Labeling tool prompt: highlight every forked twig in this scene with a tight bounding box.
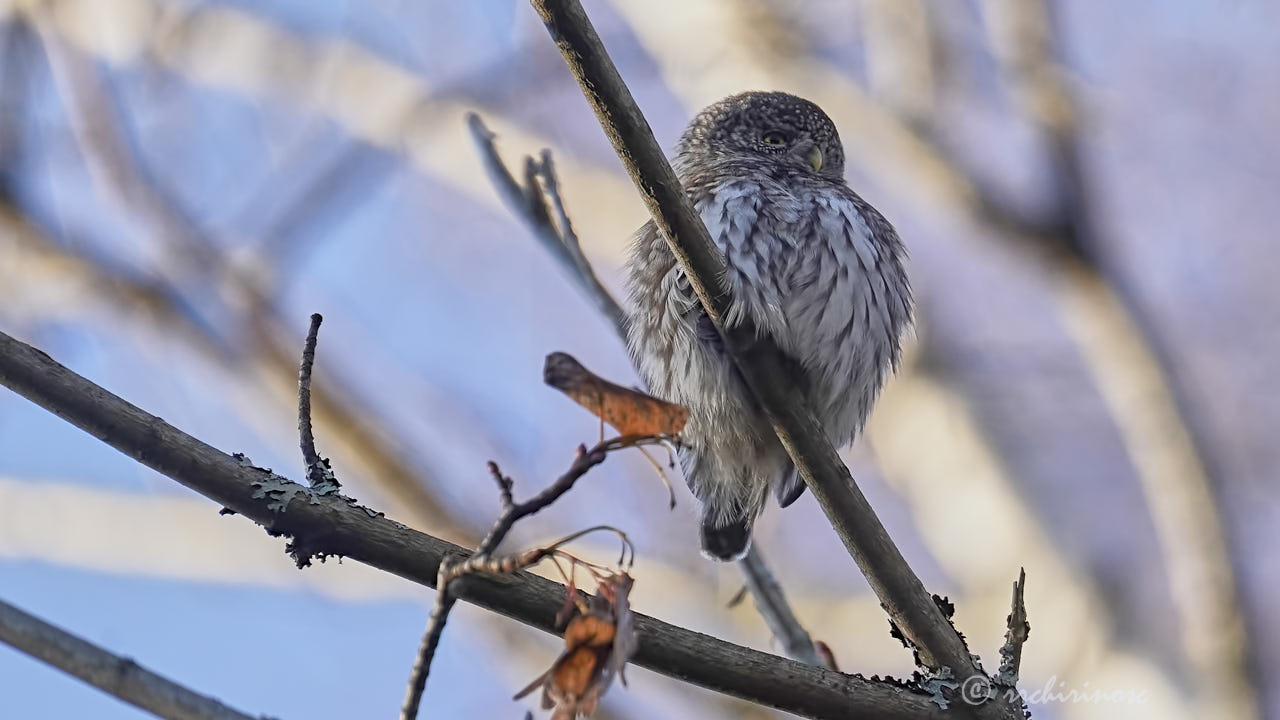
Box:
[466,113,628,340]
[400,437,658,720]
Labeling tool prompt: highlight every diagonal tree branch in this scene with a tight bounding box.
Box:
[525,4,1019,714]
[0,328,962,720]
[0,597,271,720]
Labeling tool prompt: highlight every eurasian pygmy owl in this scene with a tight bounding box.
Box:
[626,91,912,560]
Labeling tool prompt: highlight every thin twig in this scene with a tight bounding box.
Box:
[534,150,588,274]
[996,568,1028,685]
[633,445,677,509]
[0,597,269,720]
[400,443,611,720]
[526,6,1014,716]
[400,559,458,720]
[444,526,634,585]
[296,313,337,490]
[465,112,628,340]
[482,444,610,551]
[0,328,967,720]
[740,546,822,666]
[489,460,515,507]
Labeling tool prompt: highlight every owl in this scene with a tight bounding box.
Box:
[626,91,912,560]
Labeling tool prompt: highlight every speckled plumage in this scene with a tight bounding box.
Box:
[626,91,912,560]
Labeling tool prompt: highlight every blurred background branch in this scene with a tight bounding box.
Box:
[0,597,267,720]
[977,3,1256,717]
[21,4,471,543]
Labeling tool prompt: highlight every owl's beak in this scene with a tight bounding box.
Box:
[806,145,824,172]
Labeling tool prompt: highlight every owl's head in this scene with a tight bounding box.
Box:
[676,91,846,180]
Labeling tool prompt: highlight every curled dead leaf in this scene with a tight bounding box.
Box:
[515,573,637,719]
[544,352,687,437]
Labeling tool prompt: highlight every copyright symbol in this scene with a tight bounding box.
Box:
[960,675,993,705]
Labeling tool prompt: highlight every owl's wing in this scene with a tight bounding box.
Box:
[630,194,813,509]
[694,181,794,338]
[693,185,818,508]
[776,463,806,507]
[692,291,809,509]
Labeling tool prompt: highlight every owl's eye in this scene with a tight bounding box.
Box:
[760,131,789,146]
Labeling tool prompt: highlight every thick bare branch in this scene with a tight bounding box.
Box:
[0,329,959,720]
[525,5,1016,716]
[0,597,268,720]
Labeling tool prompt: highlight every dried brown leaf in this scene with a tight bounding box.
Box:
[544,352,687,436]
[516,572,638,719]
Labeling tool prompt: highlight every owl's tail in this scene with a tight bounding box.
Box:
[700,513,752,561]
[696,458,805,560]
[682,447,757,561]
